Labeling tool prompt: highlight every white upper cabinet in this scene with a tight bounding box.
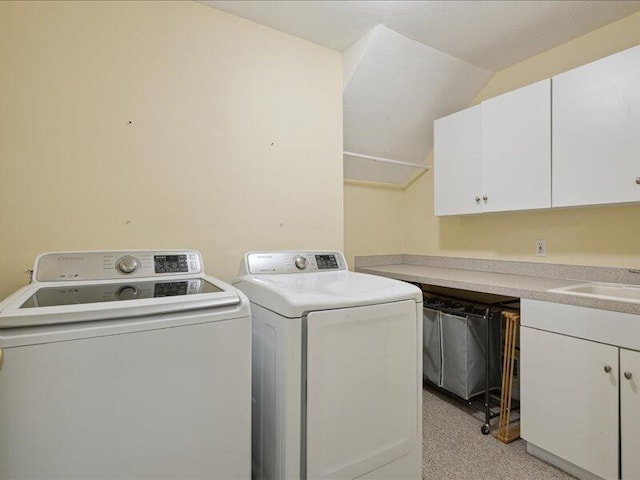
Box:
[553,45,640,207]
[433,80,551,216]
[434,105,482,215]
[481,79,551,213]
[434,45,640,215]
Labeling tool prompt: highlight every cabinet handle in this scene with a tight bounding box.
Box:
[482,195,488,202]
[475,196,480,203]
[636,177,640,185]
[604,365,612,373]
[0,348,3,370]
[624,371,633,380]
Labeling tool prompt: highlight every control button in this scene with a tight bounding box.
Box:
[294,255,308,270]
[190,261,197,271]
[115,255,141,274]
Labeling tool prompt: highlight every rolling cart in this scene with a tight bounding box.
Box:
[421,288,519,435]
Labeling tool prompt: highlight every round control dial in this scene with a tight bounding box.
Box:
[115,255,141,274]
[294,255,308,270]
[116,285,142,300]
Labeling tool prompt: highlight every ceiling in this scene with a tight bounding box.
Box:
[343,25,491,184]
[202,0,640,185]
[202,0,640,71]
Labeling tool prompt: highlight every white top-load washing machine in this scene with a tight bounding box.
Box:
[234,251,423,480]
[0,250,251,479]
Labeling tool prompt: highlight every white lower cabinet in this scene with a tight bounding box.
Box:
[621,348,640,480]
[521,326,618,479]
[521,299,640,480]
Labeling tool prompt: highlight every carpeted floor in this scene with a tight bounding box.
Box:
[422,387,575,480]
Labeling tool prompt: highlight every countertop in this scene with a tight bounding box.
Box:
[354,254,640,315]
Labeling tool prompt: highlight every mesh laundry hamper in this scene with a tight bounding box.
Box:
[423,307,441,386]
[423,307,501,400]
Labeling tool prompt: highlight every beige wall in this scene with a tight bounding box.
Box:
[343,181,405,267]
[348,11,640,270]
[0,1,343,299]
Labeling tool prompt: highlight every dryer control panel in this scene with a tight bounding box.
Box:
[245,251,347,274]
[34,250,203,282]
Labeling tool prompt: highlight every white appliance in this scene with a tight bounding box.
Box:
[234,251,423,480]
[0,250,251,479]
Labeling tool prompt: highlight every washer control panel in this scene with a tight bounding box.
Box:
[153,254,190,274]
[35,250,203,282]
[246,251,346,274]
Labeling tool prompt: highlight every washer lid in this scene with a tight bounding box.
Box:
[234,270,422,318]
[0,275,241,329]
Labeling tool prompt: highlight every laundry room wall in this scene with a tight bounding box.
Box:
[0,1,343,299]
[345,11,640,270]
[403,11,640,268]
[343,181,406,268]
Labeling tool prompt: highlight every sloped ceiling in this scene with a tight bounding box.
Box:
[203,1,640,71]
[343,25,491,184]
[202,1,640,185]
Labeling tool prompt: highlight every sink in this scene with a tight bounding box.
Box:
[548,282,640,304]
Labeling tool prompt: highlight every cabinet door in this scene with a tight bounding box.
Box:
[433,105,483,216]
[521,327,618,479]
[621,348,640,480]
[482,79,551,212]
[553,45,640,207]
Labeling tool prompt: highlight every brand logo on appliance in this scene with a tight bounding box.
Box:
[256,255,272,259]
[57,256,84,261]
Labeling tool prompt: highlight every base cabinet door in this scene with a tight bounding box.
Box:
[621,348,640,480]
[521,327,619,479]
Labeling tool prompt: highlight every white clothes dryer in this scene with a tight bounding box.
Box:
[0,250,251,479]
[234,251,423,480]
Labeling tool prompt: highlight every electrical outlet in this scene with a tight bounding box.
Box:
[535,239,547,257]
